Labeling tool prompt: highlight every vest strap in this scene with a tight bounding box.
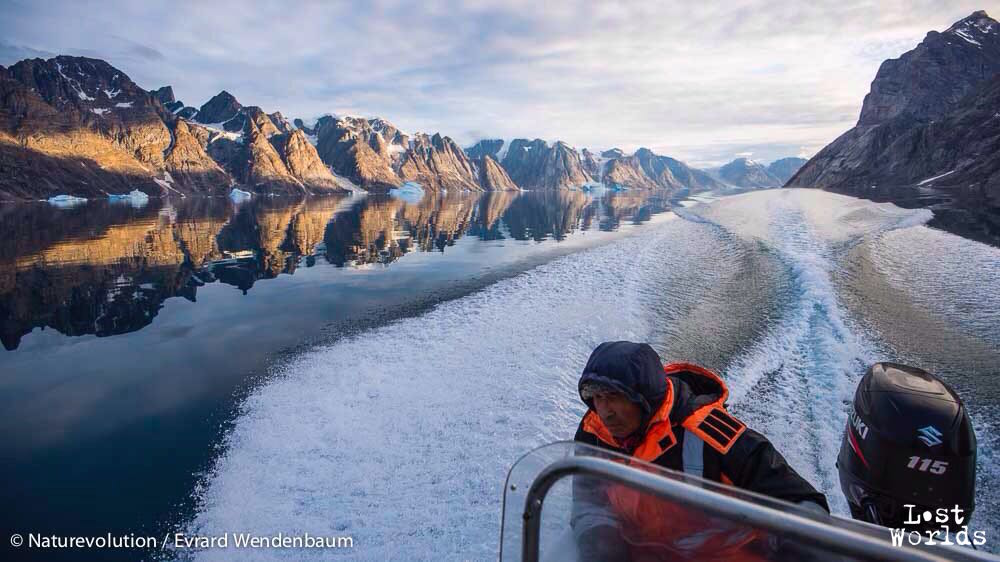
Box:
[683,406,746,454]
[681,430,705,478]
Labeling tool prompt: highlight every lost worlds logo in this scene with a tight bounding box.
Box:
[890,505,986,548]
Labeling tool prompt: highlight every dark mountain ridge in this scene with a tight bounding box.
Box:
[787,10,1000,244]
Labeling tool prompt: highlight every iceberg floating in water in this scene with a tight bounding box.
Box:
[229,188,253,202]
[46,194,88,208]
[108,189,150,208]
[580,182,607,195]
[389,182,425,204]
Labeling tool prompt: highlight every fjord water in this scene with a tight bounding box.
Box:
[184,189,1000,560]
[0,189,673,559]
[2,189,998,560]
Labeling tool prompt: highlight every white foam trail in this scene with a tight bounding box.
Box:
[183,214,718,561]
[718,195,877,515]
[696,190,938,516]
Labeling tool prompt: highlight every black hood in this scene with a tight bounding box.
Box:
[578,341,667,417]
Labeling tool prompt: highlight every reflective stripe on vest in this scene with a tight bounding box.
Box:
[682,429,705,478]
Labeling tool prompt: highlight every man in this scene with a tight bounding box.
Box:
[572,341,828,561]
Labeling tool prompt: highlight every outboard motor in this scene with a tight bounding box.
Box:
[838,363,976,531]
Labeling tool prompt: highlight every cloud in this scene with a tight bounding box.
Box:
[111,35,166,61]
[0,0,987,163]
[0,41,54,66]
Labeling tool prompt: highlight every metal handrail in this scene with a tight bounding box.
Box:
[520,455,993,562]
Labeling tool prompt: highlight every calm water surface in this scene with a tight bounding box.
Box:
[0,189,674,559]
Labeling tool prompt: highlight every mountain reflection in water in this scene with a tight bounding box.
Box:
[0,190,669,350]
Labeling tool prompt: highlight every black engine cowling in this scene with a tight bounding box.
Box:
[837,363,976,530]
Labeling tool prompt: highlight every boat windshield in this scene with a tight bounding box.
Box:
[499,441,994,562]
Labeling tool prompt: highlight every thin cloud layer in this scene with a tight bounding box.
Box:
[0,0,986,165]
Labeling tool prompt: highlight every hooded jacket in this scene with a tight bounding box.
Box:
[572,341,829,561]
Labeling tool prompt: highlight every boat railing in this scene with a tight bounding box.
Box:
[500,442,997,562]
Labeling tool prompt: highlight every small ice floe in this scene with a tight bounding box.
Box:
[229,188,253,202]
[389,181,425,203]
[917,169,955,186]
[46,194,88,208]
[108,189,149,208]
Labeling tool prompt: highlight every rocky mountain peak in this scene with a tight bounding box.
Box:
[269,111,294,133]
[767,157,807,184]
[477,155,519,191]
[857,11,1000,127]
[465,139,503,160]
[368,117,407,146]
[276,129,343,192]
[197,90,242,124]
[151,85,185,113]
[601,148,625,159]
[791,10,1000,203]
[944,10,996,40]
[240,106,280,137]
[151,86,175,104]
[398,131,481,192]
[718,157,781,189]
[580,148,600,177]
[501,138,592,189]
[7,56,146,112]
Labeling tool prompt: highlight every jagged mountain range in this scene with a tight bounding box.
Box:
[789,10,1000,213]
[5,12,995,209]
[0,54,802,200]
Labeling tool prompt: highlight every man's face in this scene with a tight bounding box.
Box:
[590,389,642,441]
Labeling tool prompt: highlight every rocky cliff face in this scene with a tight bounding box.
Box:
[9,56,175,171]
[500,139,594,189]
[313,115,402,190]
[657,153,723,191]
[580,148,601,177]
[476,154,519,191]
[859,11,1000,127]
[398,133,481,191]
[237,120,303,193]
[465,139,504,160]
[0,56,177,198]
[151,86,184,113]
[603,156,661,189]
[274,128,344,191]
[163,120,230,193]
[789,11,1000,198]
[634,148,685,190]
[767,157,807,184]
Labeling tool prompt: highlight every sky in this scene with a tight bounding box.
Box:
[0,0,989,167]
